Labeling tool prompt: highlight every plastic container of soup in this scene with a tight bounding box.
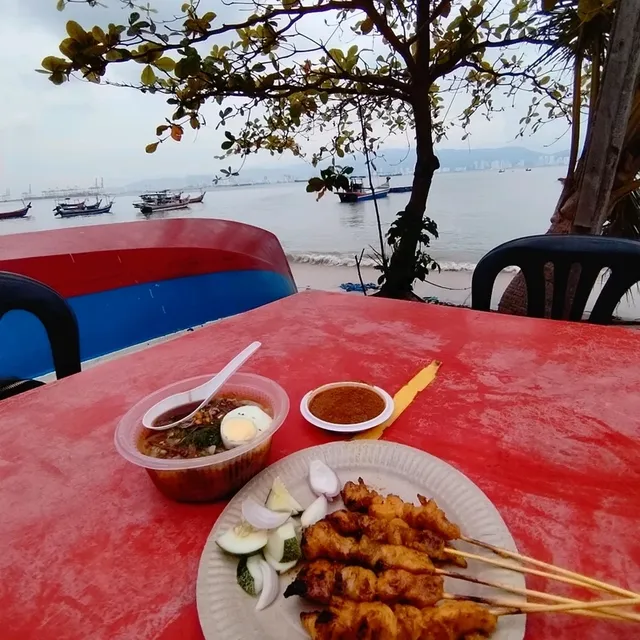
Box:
[115,373,289,502]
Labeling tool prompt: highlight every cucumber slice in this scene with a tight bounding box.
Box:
[237,555,263,596]
[216,523,268,556]
[266,521,300,563]
[263,549,299,574]
[265,477,303,515]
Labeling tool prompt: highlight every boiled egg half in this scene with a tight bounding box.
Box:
[220,406,273,449]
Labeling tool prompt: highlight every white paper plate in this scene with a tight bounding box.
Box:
[196,441,526,640]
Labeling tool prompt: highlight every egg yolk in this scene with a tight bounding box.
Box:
[223,418,257,441]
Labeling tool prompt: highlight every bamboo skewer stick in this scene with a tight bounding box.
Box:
[446,593,640,621]
[440,570,639,622]
[460,536,640,600]
[443,547,640,599]
[491,596,640,617]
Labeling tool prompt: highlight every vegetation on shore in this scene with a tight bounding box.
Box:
[44,0,581,298]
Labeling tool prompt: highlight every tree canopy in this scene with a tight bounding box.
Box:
[44,0,576,296]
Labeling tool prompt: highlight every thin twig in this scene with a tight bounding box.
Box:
[357,99,387,275]
[355,249,368,296]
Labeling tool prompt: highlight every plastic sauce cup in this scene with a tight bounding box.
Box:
[300,381,394,434]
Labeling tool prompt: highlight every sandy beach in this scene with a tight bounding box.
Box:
[291,263,515,308]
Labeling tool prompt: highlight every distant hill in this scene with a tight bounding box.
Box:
[119,145,568,191]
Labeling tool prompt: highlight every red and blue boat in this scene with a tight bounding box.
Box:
[0,219,296,379]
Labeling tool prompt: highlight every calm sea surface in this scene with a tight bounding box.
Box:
[0,167,564,270]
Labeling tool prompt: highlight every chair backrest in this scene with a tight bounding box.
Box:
[0,271,81,379]
[471,234,640,324]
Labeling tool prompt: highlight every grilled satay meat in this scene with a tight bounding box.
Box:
[342,479,461,541]
[325,509,467,569]
[301,600,399,640]
[301,522,436,574]
[285,559,444,608]
[422,601,497,637]
[301,599,497,640]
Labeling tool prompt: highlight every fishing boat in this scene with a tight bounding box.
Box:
[54,199,104,214]
[0,219,296,379]
[0,202,31,220]
[188,191,206,204]
[134,190,190,214]
[337,177,390,203]
[55,201,114,217]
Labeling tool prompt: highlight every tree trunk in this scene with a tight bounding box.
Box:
[378,100,439,298]
[377,0,438,299]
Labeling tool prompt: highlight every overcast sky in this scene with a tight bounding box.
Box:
[0,1,572,194]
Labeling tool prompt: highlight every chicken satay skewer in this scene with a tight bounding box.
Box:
[343,481,639,602]
[458,535,640,600]
[301,526,637,622]
[443,547,640,600]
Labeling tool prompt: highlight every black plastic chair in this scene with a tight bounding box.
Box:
[471,234,640,324]
[0,272,81,399]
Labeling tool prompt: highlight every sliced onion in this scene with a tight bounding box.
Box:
[309,460,341,498]
[242,498,291,530]
[300,494,328,528]
[255,558,279,611]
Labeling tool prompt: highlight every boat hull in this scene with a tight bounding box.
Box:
[140,203,189,214]
[0,219,296,379]
[0,203,31,220]
[389,186,412,194]
[55,203,113,217]
[188,192,205,204]
[338,188,390,203]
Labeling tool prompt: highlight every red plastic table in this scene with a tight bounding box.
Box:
[1,291,639,640]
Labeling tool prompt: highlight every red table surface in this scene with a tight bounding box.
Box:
[1,291,639,640]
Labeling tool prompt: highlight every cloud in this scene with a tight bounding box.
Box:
[0,0,572,194]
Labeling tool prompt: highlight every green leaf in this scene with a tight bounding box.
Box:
[361,17,374,34]
[181,2,190,11]
[156,124,169,136]
[539,76,550,85]
[306,177,325,192]
[221,140,233,150]
[155,57,175,72]
[348,45,358,59]
[145,142,159,154]
[56,0,65,11]
[49,72,67,86]
[129,12,140,25]
[66,20,85,41]
[202,12,216,22]
[141,65,157,85]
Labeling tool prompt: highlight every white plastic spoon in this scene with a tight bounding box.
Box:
[142,341,261,430]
